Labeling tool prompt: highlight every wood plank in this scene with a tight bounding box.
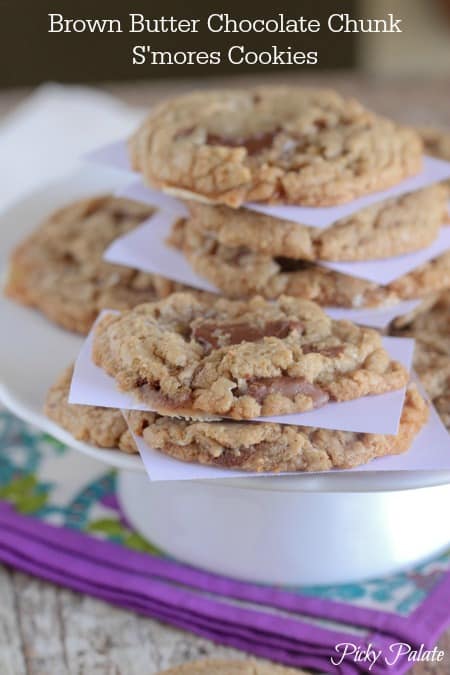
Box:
[12,571,69,675]
[1,564,450,673]
[58,587,241,674]
[0,566,27,675]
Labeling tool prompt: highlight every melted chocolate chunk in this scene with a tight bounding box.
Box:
[247,376,329,407]
[174,126,196,140]
[192,320,304,350]
[314,118,328,131]
[206,129,280,156]
[138,383,193,411]
[109,208,137,224]
[209,447,252,469]
[275,257,313,273]
[302,345,345,358]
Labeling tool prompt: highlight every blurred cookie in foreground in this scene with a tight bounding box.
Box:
[158,659,306,674]
[45,365,137,453]
[391,290,450,431]
[5,195,194,334]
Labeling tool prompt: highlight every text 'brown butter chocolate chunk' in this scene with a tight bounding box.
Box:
[192,320,304,350]
[247,376,329,407]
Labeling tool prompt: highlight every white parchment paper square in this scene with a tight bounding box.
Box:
[104,210,220,293]
[325,301,423,330]
[245,158,450,227]
[85,139,138,176]
[320,224,450,285]
[86,139,450,228]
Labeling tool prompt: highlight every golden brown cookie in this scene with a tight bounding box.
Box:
[170,219,450,309]
[45,366,137,453]
[126,385,427,473]
[92,292,408,420]
[419,127,450,164]
[5,195,194,334]
[130,87,422,208]
[391,290,450,430]
[418,126,450,200]
[183,185,446,261]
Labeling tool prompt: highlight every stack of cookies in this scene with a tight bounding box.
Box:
[6,86,450,474]
[168,187,448,309]
[127,88,450,316]
[48,291,427,473]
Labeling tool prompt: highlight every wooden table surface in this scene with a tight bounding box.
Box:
[0,73,449,674]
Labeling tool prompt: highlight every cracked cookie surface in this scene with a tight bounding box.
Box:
[45,366,137,453]
[126,385,427,472]
[129,87,422,208]
[93,292,408,420]
[172,219,450,308]
[5,195,193,334]
[183,185,446,261]
[391,290,450,430]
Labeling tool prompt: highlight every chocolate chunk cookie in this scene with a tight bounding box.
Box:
[391,290,450,430]
[44,364,426,471]
[418,126,450,202]
[93,292,408,420]
[129,87,422,208]
[5,195,194,334]
[183,185,446,261]
[45,365,137,453]
[126,385,427,473]
[171,219,450,308]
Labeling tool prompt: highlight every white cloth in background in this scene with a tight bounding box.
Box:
[0,83,142,210]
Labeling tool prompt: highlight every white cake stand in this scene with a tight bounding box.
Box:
[1,168,450,586]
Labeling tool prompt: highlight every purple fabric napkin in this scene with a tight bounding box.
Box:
[1,501,449,674]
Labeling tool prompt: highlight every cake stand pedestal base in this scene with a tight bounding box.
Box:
[117,470,450,586]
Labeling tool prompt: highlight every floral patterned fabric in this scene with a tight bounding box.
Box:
[1,408,449,614]
[1,408,450,673]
